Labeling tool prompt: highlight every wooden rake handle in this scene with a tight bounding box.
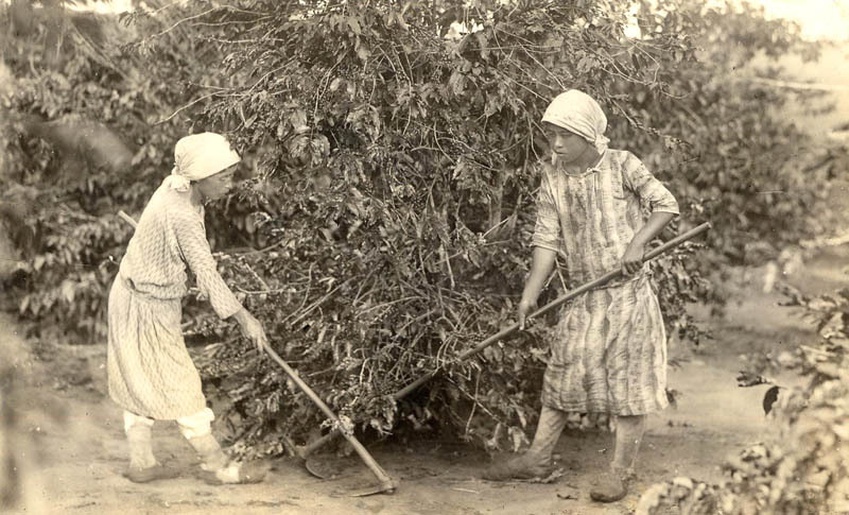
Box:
[262,346,396,493]
[118,210,138,228]
[301,222,712,457]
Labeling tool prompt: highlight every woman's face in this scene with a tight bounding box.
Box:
[195,166,237,202]
[543,123,592,164]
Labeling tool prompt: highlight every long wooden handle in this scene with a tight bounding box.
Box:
[118,210,138,228]
[263,346,396,491]
[301,222,711,456]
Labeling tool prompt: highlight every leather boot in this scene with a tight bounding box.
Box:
[590,466,629,502]
[187,434,229,472]
[482,406,567,481]
[188,434,269,485]
[124,424,178,483]
[590,415,645,502]
[482,455,556,481]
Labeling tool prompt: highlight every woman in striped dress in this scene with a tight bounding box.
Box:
[108,133,269,485]
[483,90,679,503]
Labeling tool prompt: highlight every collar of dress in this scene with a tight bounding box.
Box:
[557,151,607,178]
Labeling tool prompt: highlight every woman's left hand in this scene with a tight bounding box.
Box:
[621,244,644,276]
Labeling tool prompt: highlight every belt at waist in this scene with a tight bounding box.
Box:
[118,273,184,301]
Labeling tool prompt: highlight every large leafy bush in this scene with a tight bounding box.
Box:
[186,0,717,452]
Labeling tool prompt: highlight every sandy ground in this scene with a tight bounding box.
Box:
[2,246,847,515]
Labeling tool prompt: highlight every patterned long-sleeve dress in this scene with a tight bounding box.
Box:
[532,149,679,416]
[107,184,243,420]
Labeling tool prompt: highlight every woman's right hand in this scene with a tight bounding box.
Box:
[233,308,269,351]
[518,247,557,330]
[518,297,536,330]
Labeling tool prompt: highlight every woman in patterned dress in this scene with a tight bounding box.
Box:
[108,132,270,484]
[482,90,679,502]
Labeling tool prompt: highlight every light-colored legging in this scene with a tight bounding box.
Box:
[124,408,224,470]
[123,407,215,439]
[527,406,645,473]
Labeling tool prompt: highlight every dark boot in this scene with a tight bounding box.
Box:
[482,406,568,481]
[125,424,178,483]
[590,414,645,502]
[189,434,269,485]
[187,434,229,472]
[589,467,629,503]
[482,455,556,481]
[125,464,181,484]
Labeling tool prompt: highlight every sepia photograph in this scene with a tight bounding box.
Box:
[1,0,848,513]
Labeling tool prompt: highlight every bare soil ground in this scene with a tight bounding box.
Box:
[3,245,848,515]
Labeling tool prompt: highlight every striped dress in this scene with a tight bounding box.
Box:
[107,184,243,420]
[532,149,679,416]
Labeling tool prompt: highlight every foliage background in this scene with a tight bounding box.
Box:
[638,280,849,513]
[0,0,845,461]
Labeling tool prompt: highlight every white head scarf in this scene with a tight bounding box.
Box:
[541,89,609,154]
[162,132,241,192]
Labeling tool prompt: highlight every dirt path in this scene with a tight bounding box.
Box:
[3,247,846,515]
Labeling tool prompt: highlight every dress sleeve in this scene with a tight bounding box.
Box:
[531,168,562,252]
[170,207,243,319]
[621,152,679,215]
